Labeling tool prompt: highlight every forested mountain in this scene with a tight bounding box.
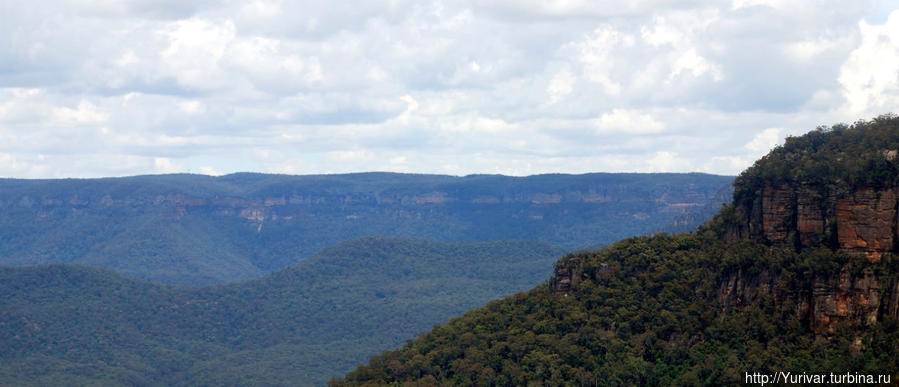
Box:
[0,172,731,284]
[0,237,564,386]
[336,116,899,385]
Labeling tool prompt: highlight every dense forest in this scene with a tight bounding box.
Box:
[0,172,732,284]
[734,114,899,208]
[0,238,564,385]
[337,230,898,385]
[336,115,899,385]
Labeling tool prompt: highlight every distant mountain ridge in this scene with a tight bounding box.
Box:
[0,172,732,284]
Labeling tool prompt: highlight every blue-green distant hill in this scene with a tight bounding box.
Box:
[0,172,732,284]
[0,237,565,386]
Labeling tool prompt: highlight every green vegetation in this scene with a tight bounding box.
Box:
[337,233,898,386]
[18,116,899,385]
[0,238,564,386]
[0,172,732,284]
[734,114,899,208]
[336,117,899,385]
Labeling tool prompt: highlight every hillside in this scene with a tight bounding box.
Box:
[0,172,731,284]
[0,238,564,386]
[336,116,899,385]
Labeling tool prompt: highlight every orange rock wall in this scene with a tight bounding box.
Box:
[734,184,899,332]
[742,185,898,260]
[836,188,896,262]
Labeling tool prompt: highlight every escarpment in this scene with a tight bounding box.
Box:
[717,263,899,334]
[338,118,899,386]
[723,117,899,333]
[550,116,899,334]
[737,184,898,263]
[725,181,899,333]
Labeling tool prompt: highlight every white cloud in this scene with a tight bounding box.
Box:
[595,109,665,135]
[179,100,205,114]
[153,157,181,173]
[158,18,235,90]
[745,127,782,152]
[115,50,140,67]
[785,38,841,62]
[574,26,630,95]
[709,155,752,172]
[198,166,222,176]
[0,1,893,178]
[670,48,723,81]
[839,10,899,116]
[546,68,575,104]
[473,117,517,133]
[52,101,108,125]
[222,37,324,92]
[731,0,788,10]
[0,153,46,177]
[645,151,688,172]
[641,17,684,47]
[327,150,373,162]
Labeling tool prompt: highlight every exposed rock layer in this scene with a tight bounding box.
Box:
[740,185,898,262]
[734,184,899,333]
[552,182,899,334]
[551,257,582,295]
[718,267,898,334]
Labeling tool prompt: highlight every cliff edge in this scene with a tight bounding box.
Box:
[338,116,899,385]
[722,115,899,333]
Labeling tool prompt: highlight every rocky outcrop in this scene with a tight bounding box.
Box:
[759,184,796,245]
[550,257,582,295]
[739,185,899,261]
[719,267,898,334]
[836,188,896,262]
[809,269,886,333]
[731,183,899,333]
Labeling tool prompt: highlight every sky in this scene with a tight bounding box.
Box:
[1,0,898,178]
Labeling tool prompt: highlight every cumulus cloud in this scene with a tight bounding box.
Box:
[594,109,665,135]
[745,128,783,152]
[0,1,894,178]
[52,101,109,125]
[546,68,575,104]
[645,151,693,173]
[839,10,899,116]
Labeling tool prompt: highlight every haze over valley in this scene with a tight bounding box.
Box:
[2,0,898,385]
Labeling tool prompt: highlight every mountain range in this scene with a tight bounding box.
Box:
[0,172,732,284]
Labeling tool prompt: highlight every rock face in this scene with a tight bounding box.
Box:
[797,191,827,248]
[758,185,796,245]
[550,257,582,295]
[739,185,899,261]
[733,183,899,333]
[719,267,899,334]
[809,269,886,333]
[836,188,896,262]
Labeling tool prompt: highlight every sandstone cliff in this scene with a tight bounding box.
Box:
[736,184,899,263]
[720,116,899,334]
[724,182,899,333]
[717,265,899,334]
[550,115,899,334]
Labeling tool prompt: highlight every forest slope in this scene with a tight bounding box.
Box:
[337,116,899,385]
[0,238,564,386]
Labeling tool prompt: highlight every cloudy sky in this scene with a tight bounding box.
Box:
[1,0,897,178]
